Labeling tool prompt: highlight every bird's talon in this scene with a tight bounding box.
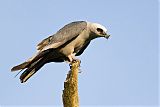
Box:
[69,63,72,69]
[72,59,77,63]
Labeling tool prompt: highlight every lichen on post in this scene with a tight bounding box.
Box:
[62,60,80,107]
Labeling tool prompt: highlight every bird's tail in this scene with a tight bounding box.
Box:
[11,50,50,83]
[19,57,47,83]
[11,61,30,72]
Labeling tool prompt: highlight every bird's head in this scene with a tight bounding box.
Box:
[89,22,110,39]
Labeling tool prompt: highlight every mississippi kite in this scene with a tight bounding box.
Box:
[11,21,110,83]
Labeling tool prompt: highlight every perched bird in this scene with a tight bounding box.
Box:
[11,21,110,83]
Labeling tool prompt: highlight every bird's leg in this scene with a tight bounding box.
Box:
[68,53,81,68]
[68,54,74,68]
[67,53,77,62]
[67,55,73,63]
[71,53,81,63]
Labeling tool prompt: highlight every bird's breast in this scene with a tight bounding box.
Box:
[59,30,89,56]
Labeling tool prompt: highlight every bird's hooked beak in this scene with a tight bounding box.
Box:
[103,32,110,39]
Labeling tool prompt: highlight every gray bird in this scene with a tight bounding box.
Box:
[11,21,110,83]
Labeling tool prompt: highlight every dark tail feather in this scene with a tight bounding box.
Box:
[12,49,62,83]
[20,57,47,83]
[11,50,50,72]
[11,62,29,71]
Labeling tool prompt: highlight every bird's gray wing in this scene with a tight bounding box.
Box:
[37,36,53,50]
[37,21,87,51]
[76,41,90,56]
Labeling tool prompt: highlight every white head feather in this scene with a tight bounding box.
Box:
[87,22,108,38]
[91,23,107,33]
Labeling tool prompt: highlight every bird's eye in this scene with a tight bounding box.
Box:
[96,28,103,33]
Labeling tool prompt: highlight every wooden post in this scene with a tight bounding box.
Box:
[62,60,80,107]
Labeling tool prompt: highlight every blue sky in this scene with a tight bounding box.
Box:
[0,0,158,106]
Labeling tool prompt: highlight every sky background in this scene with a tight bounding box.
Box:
[0,0,158,107]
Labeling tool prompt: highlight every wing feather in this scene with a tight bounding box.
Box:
[37,21,87,51]
[37,36,52,50]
